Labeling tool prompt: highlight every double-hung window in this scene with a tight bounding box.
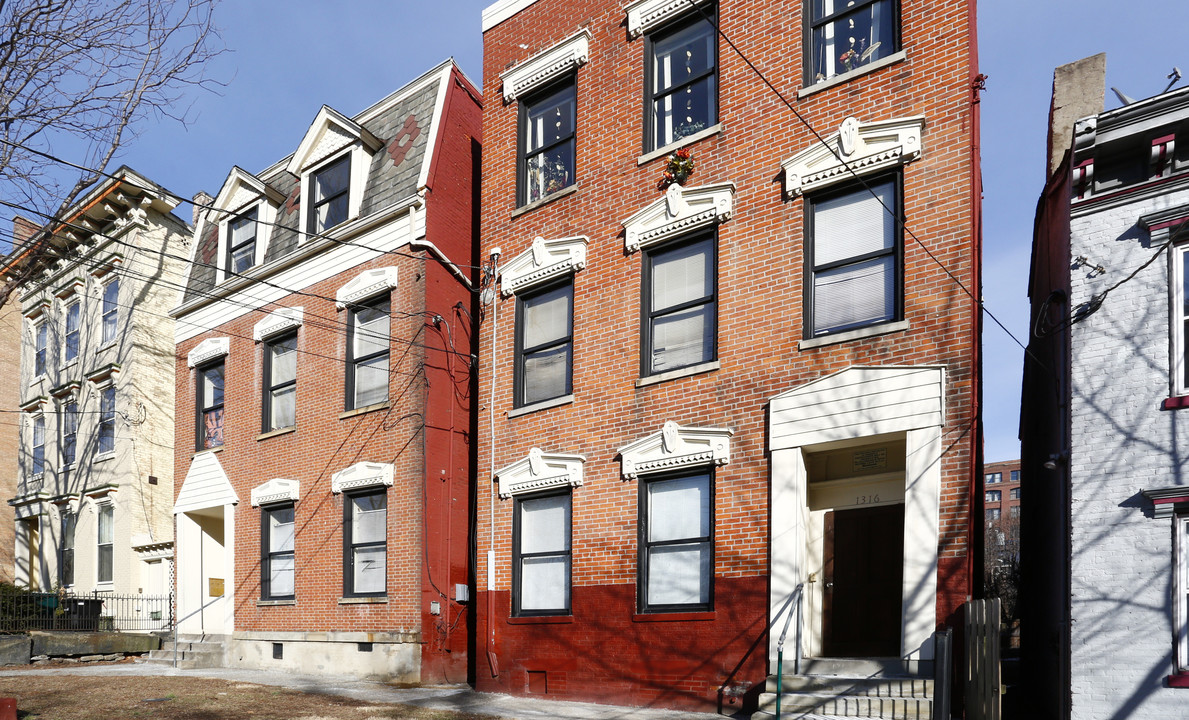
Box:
[346,297,389,410]
[1173,237,1189,395]
[97,504,113,584]
[98,386,116,455]
[520,81,576,206]
[102,278,119,345]
[31,415,45,476]
[60,510,75,587]
[986,490,1001,503]
[227,207,258,275]
[197,361,225,450]
[34,322,47,376]
[639,471,713,612]
[808,0,898,83]
[807,175,901,338]
[986,472,1002,484]
[643,233,716,376]
[64,301,80,363]
[513,491,572,616]
[343,490,386,597]
[263,332,297,431]
[309,155,350,234]
[645,9,717,151]
[261,504,295,600]
[61,401,78,467]
[515,281,573,407]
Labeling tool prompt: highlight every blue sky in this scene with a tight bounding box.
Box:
[12,0,1189,462]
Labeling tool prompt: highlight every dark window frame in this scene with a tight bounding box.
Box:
[643,5,719,154]
[342,488,387,598]
[59,510,75,587]
[512,489,573,617]
[31,414,45,476]
[101,278,119,345]
[307,154,351,235]
[345,296,390,411]
[805,0,901,85]
[63,300,80,363]
[262,331,298,432]
[640,231,718,377]
[196,359,225,451]
[97,503,113,584]
[803,172,903,339]
[34,321,47,376]
[637,468,715,614]
[226,206,259,276]
[97,386,116,455]
[260,502,296,601]
[61,400,78,467]
[513,279,574,408]
[517,77,577,207]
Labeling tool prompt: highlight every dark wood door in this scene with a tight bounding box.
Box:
[822,503,904,657]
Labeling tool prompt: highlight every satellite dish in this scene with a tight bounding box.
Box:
[1165,67,1183,94]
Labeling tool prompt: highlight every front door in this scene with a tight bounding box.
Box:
[823,504,904,657]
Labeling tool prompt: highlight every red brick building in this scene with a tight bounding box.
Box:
[983,459,1020,537]
[170,61,480,683]
[476,0,981,713]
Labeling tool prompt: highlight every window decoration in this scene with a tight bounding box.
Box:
[780,115,923,198]
[499,29,591,103]
[515,281,573,407]
[263,332,297,431]
[639,470,713,612]
[197,360,224,450]
[496,447,586,499]
[645,8,717,151]
[252,307,304,342]
[658,148,695,190]
[500,236,587,298]
[343,489,386,597]
[261,503,295,600]
[97,503,113,583]
[809,0,898,83]
[334,267,398,309]
[513,491,572,616]
[643,233,716,375]
[622,181,734,254]
[618,421,732,480]
[186,337,230,368]
[250,478,301,507]
[626,0,713,38]
[346,297,389,410]
[520,81,576,206]
[330,461,394,495]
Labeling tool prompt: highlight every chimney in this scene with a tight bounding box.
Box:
[1047,53,1106,177]
[192,191,213,227]
[12,215,41,250]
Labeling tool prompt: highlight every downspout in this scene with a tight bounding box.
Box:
[967,0,986,601]
[486,249,501,678]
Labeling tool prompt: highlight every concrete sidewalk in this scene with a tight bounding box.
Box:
[0,661,740,720]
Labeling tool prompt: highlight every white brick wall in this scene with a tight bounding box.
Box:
[1067,181,1189,719]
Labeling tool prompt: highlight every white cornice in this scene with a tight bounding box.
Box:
[500,235,587,297]
[781,115,925,197]
[482,0,540,31]
[496,447,586,499]
[187,337,229,368]
[253,307,304,342]
[331,461,394,494]
[335,267,398,309]
[622,182,735,253]
[500,30,591,103]
[251,478,301,507]
[619,421,732,479]
[625,0,712,38]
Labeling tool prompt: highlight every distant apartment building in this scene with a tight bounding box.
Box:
[3,168,187,604]
[983,459,1021,544]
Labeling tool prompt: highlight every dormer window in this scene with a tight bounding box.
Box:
[309,155,351,234]
[227,207,258,275]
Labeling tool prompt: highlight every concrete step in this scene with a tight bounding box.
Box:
[146,647,221,662]
[136,656,210,670]
[765,675,934,698]
[798,658,925,678]
[137,632,226,669]
[754,691,932,720]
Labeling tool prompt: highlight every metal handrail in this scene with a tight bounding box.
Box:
[773,583,804,720]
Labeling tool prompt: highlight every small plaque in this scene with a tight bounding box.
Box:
[208,578,224,597]
[852,448,887,472]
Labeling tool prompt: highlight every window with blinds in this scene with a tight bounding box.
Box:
[513,491,572,616]
[808,176,900,337]
[639,471,713,612]
[644,233,716,375]
[515,281,573,407]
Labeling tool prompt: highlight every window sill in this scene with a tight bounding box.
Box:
[95,582,114,591]
[1162,395,1189,410]
[59,360,78,372]
[339,401,390,420]
[510,184,579,219]
[192,446,223,458]
[798,320,909,350]
[94,452,115,464]
[507,394,574,418]
[257,426,296,441]
[257,599,296,607]
[636,360,719,388]
[1169,673,1189,688]
[95,341,116,353]
[338,596,388,605]
[637,124,723,166]
[797,50,908,99]
[632,610,717,623]
[507,614,573,625]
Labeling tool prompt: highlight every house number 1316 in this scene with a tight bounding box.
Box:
[855,494,880,506]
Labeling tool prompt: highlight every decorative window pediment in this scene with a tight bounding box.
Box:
[285,106,382,177]
[85,362,121,386]
[336,267,398,309]
[501,236,588,297]
[622,182,735,253]
[618,420,732,479]
[187,337,229,368]
[251,478,301,507]
[625,0,713,38]
[331,461,394,494]
[52,277,85,300]
[90,253,123,278]
[19,395,48,413]
[1143,486,1189,519]
[22,299,51,320]
[213,167,285,214]
[253,307,304,341]
[496,447,585,499]
[781,115,925,197]
[501,30,591,103]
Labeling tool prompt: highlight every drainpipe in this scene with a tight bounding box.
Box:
[486,248,501,678]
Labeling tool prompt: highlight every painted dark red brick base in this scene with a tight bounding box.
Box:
[475,576,768,713]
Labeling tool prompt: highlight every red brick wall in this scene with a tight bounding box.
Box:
[477,0,979,710]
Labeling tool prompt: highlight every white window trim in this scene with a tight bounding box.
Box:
[98,276,121,349]
[621,182,735,254]
[500,236,587,297]
[1179,514,1189,673]
[251,478,301,507]
[31,317,48,380]
[28,411,46,480]
[500,29,590,103]
[61,297,81,369]
[253,307,305,342]
[331,461,394,494]
[496,447,586,499]
[187,337,230,368]
[625,0,713,39]
[1174,242,1189,396]
[618,420,732,479]
[780,115,925,197]
[335,268,398,309]
[217,201,276,284]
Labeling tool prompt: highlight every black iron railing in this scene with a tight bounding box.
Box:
[0,590,171,633]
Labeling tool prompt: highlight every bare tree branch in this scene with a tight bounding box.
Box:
[0,0,224,308]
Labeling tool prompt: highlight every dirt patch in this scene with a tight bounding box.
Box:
[0,675,489,720]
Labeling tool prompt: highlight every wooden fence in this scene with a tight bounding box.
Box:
[965,597,1001,720]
